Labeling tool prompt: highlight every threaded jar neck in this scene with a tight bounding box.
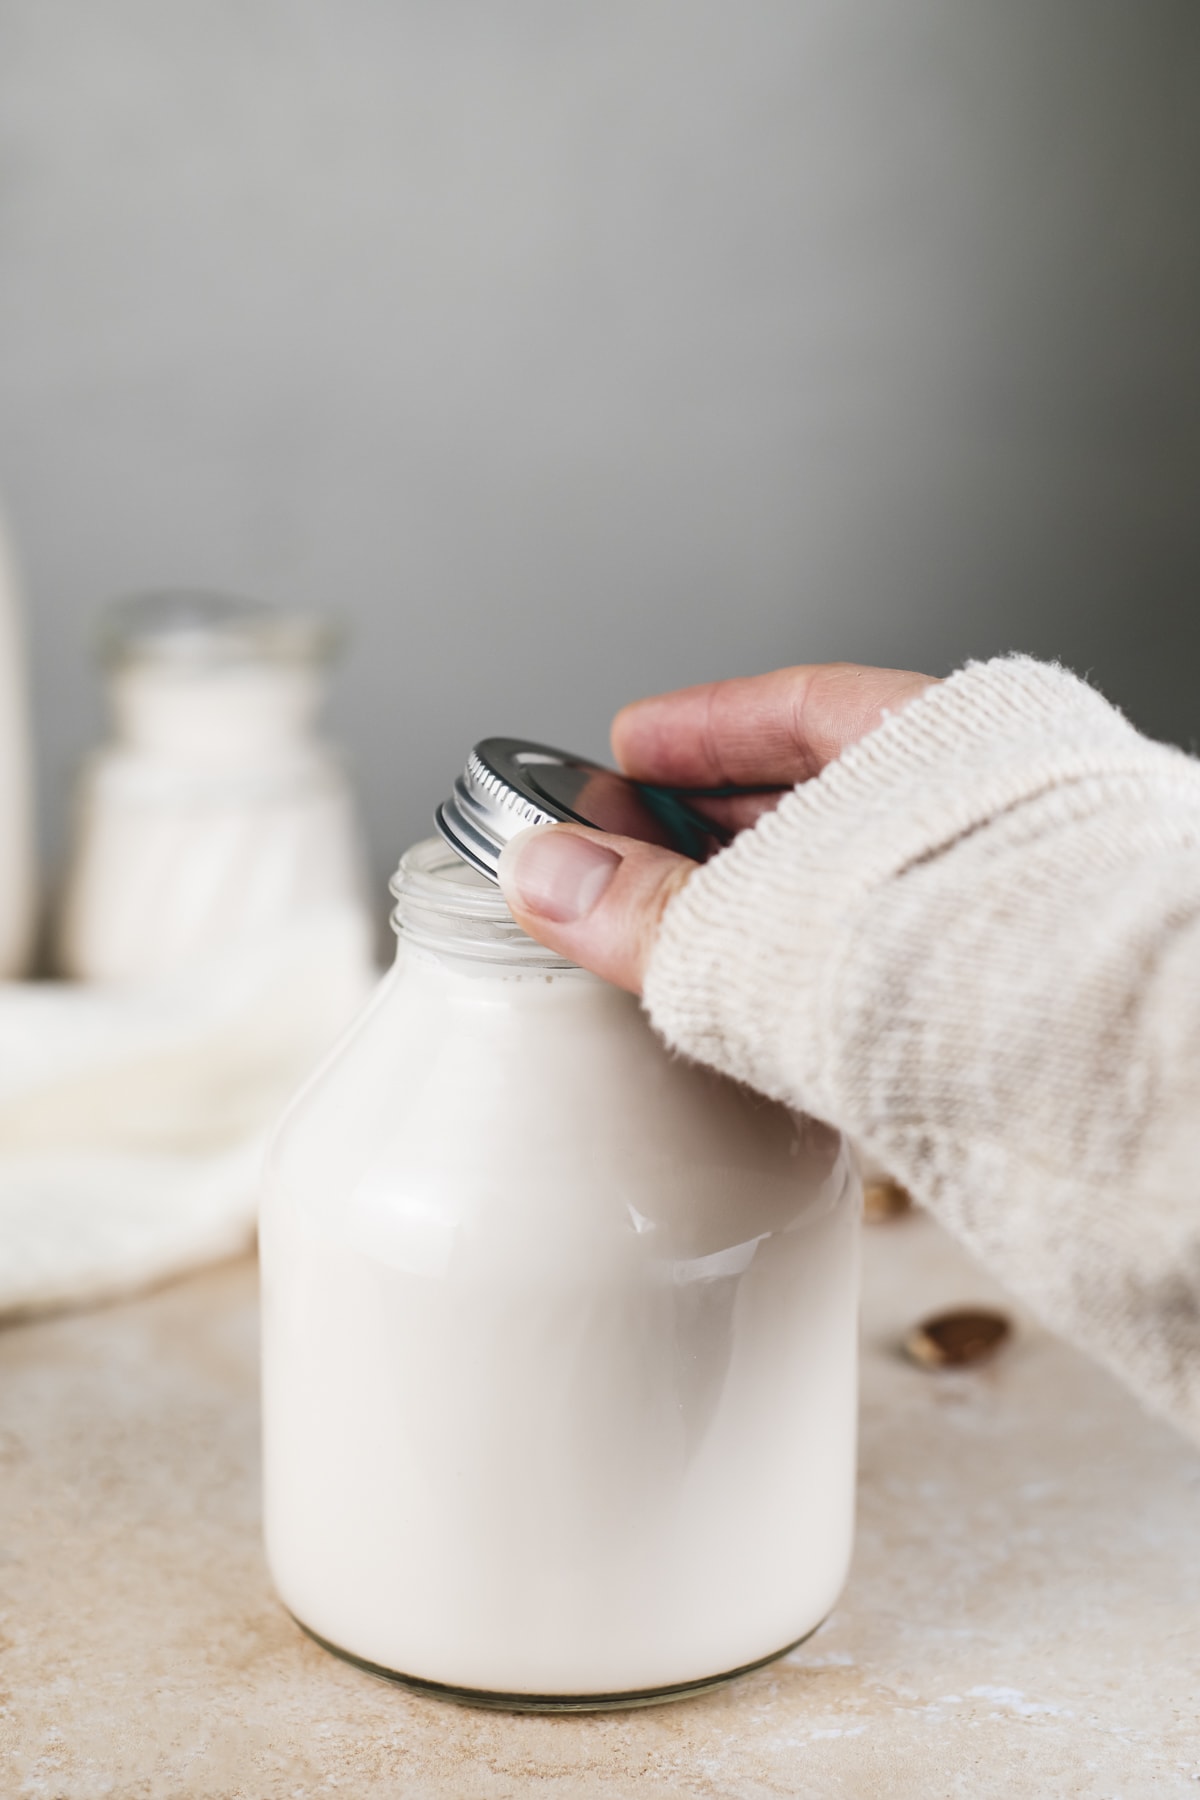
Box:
[389,837,577,971]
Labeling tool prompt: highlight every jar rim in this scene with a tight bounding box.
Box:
[98,590,340,672]
[389,837,578,970]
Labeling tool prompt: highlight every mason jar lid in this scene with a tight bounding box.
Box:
[435,737,728,883]
[98,590,338,671]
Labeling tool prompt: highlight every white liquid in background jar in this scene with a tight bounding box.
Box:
[57,592,371,983]
[260,840,860,1706]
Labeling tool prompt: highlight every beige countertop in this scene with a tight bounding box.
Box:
[2,1212,1198,1799]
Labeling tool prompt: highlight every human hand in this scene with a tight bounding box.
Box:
[498,662,934,993]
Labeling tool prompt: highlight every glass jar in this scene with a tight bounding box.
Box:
[56,591,372,983]
[260,838,860,1710]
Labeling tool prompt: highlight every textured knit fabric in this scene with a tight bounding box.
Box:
[644,656,1200,1444]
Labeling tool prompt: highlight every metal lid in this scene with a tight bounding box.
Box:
[435,737,730,883]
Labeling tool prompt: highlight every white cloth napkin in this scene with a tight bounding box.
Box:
[0,906,376,1316]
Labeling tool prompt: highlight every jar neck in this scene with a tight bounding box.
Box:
[99,590,335,763]
[389,837,577,972]
[108,658,324,763]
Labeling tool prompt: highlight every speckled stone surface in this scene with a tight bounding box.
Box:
[2,1214,1198,1799]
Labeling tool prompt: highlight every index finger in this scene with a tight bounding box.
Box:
[611,663,934,788]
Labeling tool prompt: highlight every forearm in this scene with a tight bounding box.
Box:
[644,657,1200,1441]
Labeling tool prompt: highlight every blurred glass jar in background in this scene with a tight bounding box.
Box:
[0,511,36,978]
[57,591,373,983]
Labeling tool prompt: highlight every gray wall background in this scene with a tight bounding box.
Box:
[1,0,1198,887]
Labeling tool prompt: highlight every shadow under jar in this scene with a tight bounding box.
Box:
[259,838,860,1711]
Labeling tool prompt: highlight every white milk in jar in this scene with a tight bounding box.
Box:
[261,834,860,1708]
[57,591,371,983]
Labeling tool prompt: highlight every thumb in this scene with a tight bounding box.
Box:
[497,823,694,996]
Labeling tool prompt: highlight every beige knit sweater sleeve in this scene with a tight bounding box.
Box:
[643,656,1200,1443]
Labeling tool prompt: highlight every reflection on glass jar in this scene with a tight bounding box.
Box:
[260,837,860,1710]
[56,591,372,983]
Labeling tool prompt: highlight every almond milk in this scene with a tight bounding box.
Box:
[260,839,859,1705]
[57,593,370,984]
